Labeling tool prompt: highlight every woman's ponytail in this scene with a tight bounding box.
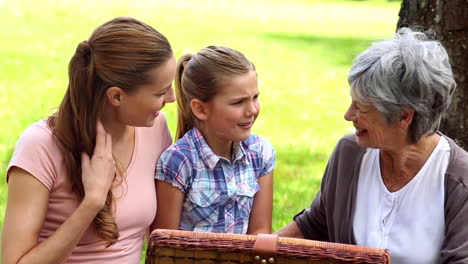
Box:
[51,39,119,246]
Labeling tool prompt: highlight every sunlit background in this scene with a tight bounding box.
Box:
[0,0,400,260]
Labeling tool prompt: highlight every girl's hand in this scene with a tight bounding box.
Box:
[81,120,115,210]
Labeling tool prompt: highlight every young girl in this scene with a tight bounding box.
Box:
[155,46,275,234]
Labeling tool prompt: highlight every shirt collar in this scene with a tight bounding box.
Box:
[232,141,248,164]
[190,128,248,169]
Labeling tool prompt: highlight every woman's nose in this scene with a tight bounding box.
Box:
[165,86,176,103]
[344,105,355,121]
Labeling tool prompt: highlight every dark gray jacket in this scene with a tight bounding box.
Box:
[294,133,468,263]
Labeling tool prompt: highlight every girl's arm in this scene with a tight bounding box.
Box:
[153,180,185,230]
[1,122,115,264]
[247,171,274,234]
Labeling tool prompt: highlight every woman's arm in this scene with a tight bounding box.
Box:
[247,171,273,234]
[2,168,102,264]
[1,121,116,264]
[274,221,305,238]
[153,180,185,230]
[441,173,468,263]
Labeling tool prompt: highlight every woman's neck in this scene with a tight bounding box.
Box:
[100,106,136,173]
[196,125,233,161]
[380,133,441,192]
[100,106,134,143]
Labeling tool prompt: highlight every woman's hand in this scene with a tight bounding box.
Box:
[81,120,116,210]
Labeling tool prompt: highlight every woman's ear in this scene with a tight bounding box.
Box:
[106,86,125,107]
[190,99,208,121]
[399,109,415,129]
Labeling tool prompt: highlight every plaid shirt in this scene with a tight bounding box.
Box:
[155,128,276,234]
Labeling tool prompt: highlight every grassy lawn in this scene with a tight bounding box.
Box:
[0,0,400,261]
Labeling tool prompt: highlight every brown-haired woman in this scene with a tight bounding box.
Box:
[154,46,275,235]
[1,17,176,264]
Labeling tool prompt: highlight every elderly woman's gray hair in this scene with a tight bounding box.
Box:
[348,27,456,143]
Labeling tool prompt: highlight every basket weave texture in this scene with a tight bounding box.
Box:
[146,229,390,264]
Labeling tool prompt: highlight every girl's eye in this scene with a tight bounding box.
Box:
[231,99,244,105]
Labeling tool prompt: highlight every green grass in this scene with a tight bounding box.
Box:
[0,0,400,261]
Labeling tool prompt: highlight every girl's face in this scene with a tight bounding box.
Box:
[201,70,260,144]
[118,55,176,127]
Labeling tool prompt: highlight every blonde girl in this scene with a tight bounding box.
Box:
[155,46,275,234]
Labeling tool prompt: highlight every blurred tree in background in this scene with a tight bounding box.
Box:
[398,0,468,149]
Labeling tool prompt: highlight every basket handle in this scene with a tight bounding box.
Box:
[252,234,278,263]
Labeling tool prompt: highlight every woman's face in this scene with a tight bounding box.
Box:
[344,90,402,149]
[117,55,176,127]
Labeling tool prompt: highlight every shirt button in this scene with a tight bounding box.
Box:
[227,204,233,209]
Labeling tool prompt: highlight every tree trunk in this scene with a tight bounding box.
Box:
[397,0,468,149]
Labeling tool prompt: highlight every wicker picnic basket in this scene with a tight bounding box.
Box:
[146,229,390,264]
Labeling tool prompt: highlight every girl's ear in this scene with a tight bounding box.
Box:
[106,87,125,107]
[190,99,209,121]
[398,109,414,130]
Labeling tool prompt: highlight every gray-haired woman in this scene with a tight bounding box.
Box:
[276,28,468,263]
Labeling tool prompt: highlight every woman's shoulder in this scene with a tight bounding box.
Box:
[333,133,363,154]
[21,118,54,138]
[444,135,468,186]
[7,118,61,187]
[14,118,58,153]
[339,133,359,146]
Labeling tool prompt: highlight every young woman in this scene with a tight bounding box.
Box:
[2,17,176,264]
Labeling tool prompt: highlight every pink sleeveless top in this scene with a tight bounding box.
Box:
[7,113,172,263]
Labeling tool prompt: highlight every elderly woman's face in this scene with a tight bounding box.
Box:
[344,91,402,149]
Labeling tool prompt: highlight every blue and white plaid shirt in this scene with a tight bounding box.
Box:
[155,128,276,234]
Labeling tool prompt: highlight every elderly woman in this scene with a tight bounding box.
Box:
[276,28,468,263]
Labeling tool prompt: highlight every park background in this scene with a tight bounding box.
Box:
[0,0,400,261]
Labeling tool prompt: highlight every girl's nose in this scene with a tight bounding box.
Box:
[247,100,259,116]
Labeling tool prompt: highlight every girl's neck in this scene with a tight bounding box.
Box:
[196,125,233,161]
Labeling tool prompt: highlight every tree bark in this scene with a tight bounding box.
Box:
[397,0,468,149]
